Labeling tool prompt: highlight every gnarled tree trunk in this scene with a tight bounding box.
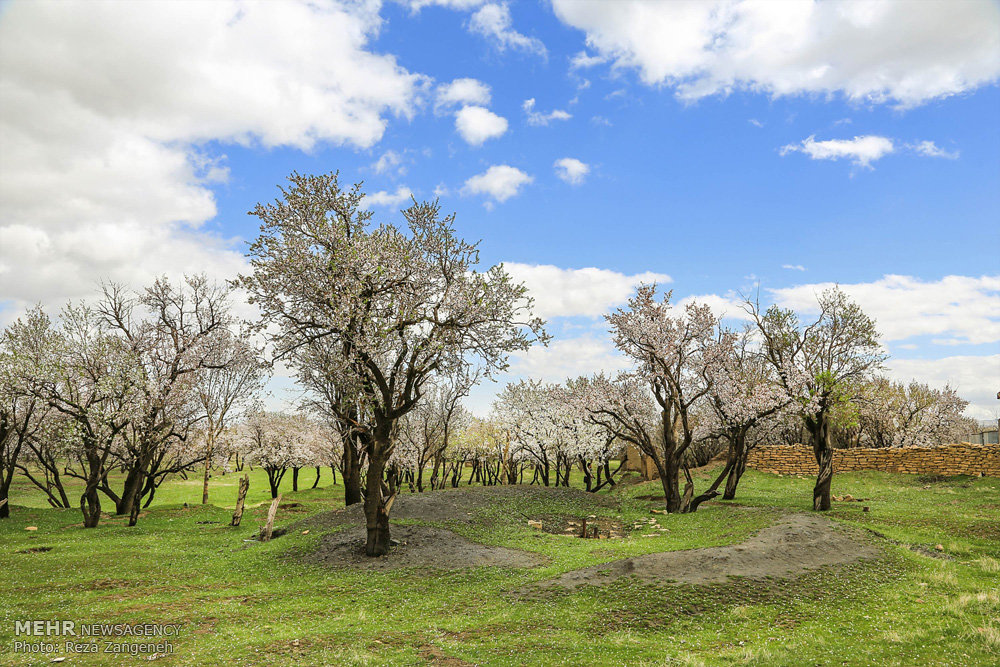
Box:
[807,412,833,511]
[363,437,393,557]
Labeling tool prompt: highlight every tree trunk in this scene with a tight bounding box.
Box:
[231,474,249,526]
[202,431,213,505]
[81,482,101,528]
[0,466,14,519]
[312,466,321,489]
[293,467,300,492]
[127,471,144,526]
[723,431,750,500]
[363,446,392,557]
[662,455,682,513]
[116,465,144,516]
[809,412,833,511]
[260,494,281,542]
[343,437,363,506]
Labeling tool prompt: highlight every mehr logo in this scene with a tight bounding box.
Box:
[15,621,76,636]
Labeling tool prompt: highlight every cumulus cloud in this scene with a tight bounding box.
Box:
[780,135,895,168]
[0,0,422,316]
[503,263,670,319]
[553,158,590,185]
[435,77,492,111]
[769,275,1000,345]
[550,0,1000,107]
[468,3,547,56]
[508,335,631,383]
[454,105,509,145]
[462,165,532,203]
[522,98,572,126]
[362,185,414,209]
[886,355,1000,419]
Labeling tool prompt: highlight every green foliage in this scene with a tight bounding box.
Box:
[1,467,998,665]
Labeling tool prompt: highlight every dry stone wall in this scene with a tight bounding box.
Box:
[746,443,1000,477]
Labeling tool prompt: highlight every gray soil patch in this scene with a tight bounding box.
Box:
[302,524,544,571]
[533,514,880,590]
[294,484,618,533]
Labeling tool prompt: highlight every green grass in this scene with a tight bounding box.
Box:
[1,466,998,666]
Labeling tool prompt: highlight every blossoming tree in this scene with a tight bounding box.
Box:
[238,172,546,556]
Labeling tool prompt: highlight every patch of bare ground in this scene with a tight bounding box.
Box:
[532,514,881,590]
[293,484,618,532]
[417,644,476,666]
[302,524,545,571]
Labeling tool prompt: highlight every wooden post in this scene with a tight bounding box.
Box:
[259,493,281,542]
[231,474,249,527]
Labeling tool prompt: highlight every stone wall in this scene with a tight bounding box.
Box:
[746,443,1000,477]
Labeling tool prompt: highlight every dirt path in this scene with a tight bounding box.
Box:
[533,513,881,589]
[301,524,545,570]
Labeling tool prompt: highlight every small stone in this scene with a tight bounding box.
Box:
[25,526,37,531]
[301,530,310,534]
[389,538,401,546]
[934,544,944,551]
[527,520,543,529]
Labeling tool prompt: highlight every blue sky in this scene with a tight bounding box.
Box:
[1,0,998,417]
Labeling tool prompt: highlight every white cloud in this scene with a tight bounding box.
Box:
[503,263,670,319]
[372,150,404,175]
[780,135,895,168]
[676,293,749,322]
[550,0,1000,107]
[0,0,422,315]
[435,77,492,111]
[405,0,485,11]
[909,140,960,159]
[769,275,1000,345]
[362,185,413,209]
[886,355,1000,420]
[570,50,607,69]
[454,105,508,145]
[462,165,532,203]
[782,264,806,271]
[553,158,590,185]
[522,98,572,126]
[508,335,631,383]
[468,3,547,56]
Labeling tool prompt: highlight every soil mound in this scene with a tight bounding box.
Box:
[302,525,545,571]
[533,514,880,590]
[295,484,618,532]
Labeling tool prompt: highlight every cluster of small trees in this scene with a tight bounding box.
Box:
[0,276,266,525]
[0,172,975,554]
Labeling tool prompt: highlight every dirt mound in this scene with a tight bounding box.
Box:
[532,514,880,590]
[302,525,545,571]
[295,484,618,532]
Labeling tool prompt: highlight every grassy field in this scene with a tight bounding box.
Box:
[1,465,998,666]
